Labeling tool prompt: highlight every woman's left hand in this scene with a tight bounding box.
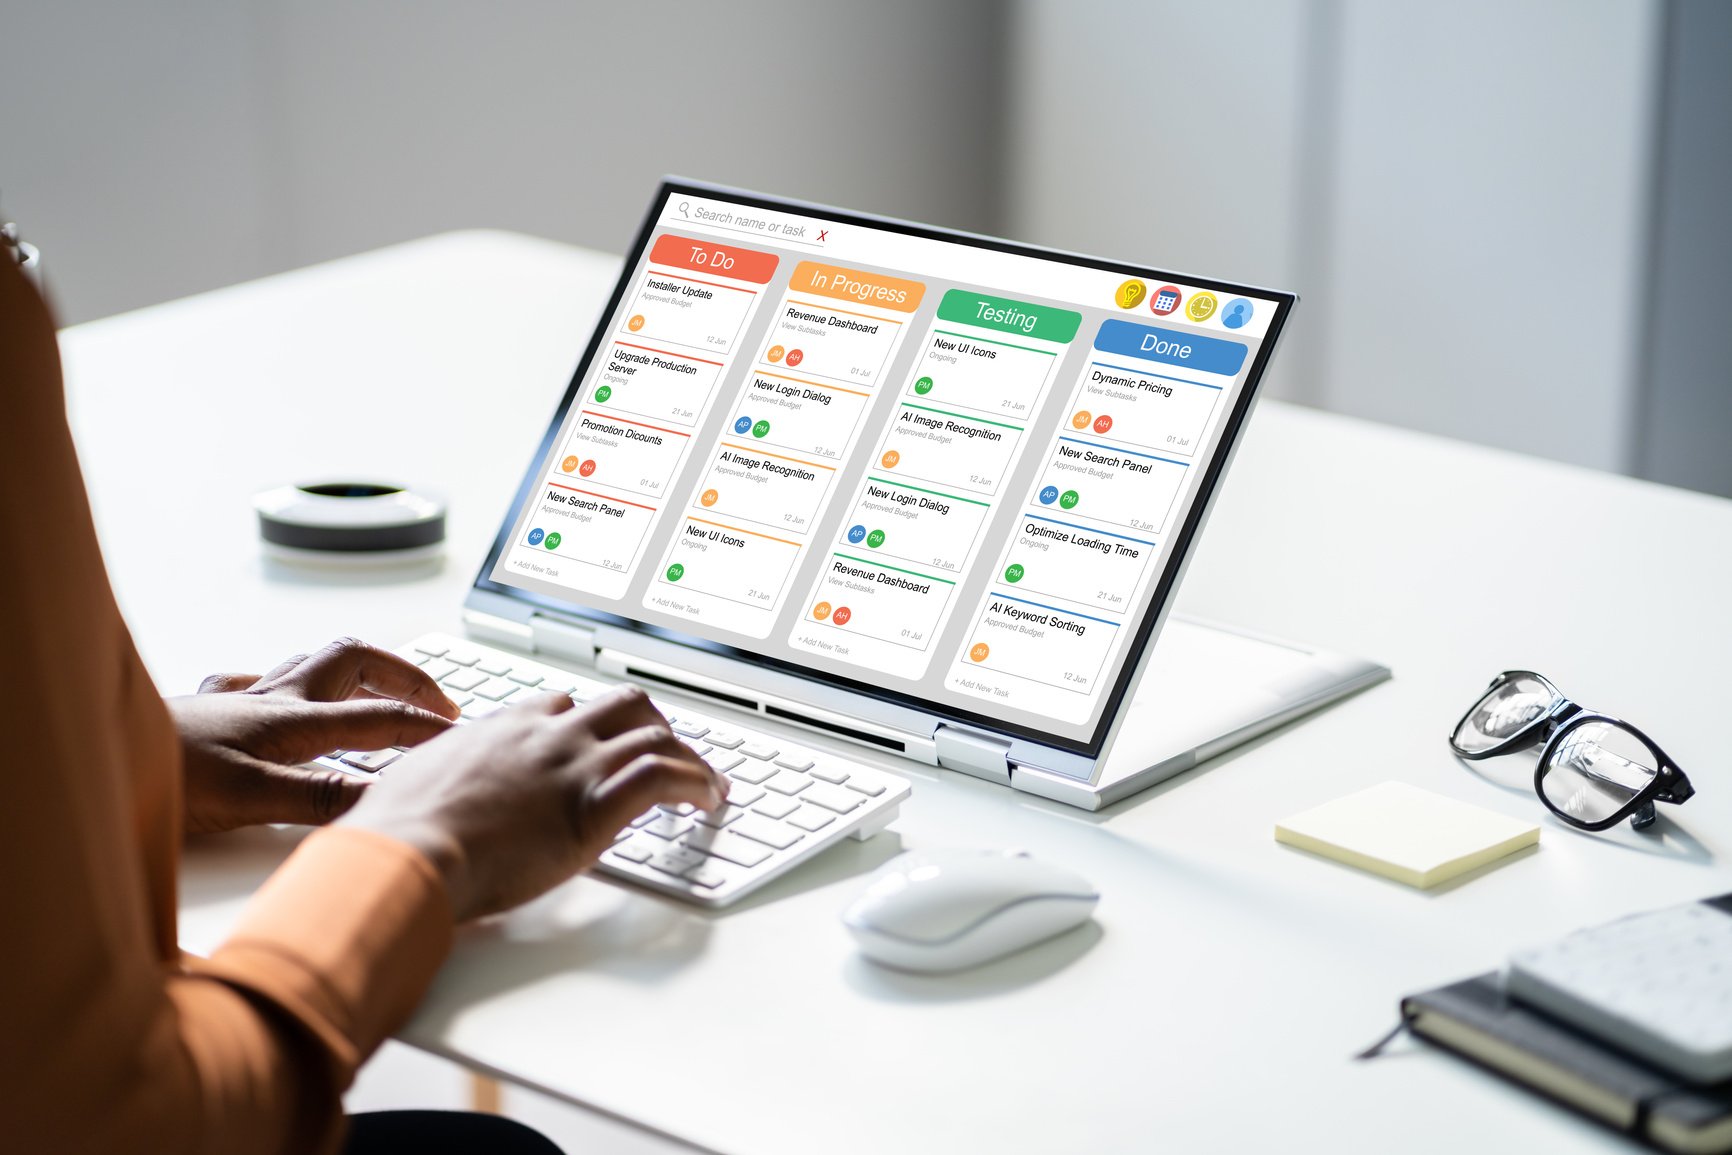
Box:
[170,638,460,834]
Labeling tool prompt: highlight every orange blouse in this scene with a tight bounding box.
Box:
[0,258,453,1153]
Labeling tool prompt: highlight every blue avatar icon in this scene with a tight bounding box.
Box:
[1223,298,1253,330]
[733,416,753,434]
[527,528,545,545]
[846,524,867,544]
[1038,485,1060,505]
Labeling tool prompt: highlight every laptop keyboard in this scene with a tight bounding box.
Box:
[311,632,911,908]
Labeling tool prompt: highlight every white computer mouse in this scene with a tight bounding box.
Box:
[842,848,1099,974]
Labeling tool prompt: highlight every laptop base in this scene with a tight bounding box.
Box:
[1006,616,1390,811]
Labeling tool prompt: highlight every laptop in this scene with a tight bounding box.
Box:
[323,180,1388,904]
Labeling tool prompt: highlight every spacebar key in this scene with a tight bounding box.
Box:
[682,828,772,868]
[729,814,804,850]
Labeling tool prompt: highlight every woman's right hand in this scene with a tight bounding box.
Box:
[337,685,726,922]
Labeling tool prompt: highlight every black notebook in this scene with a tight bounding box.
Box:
[1402,973,1732,1154]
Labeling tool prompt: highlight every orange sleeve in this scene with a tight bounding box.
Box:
[0,252,453,1153]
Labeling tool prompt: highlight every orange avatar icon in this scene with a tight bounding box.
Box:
[812,601,832,621]
[767,344,785,363]
[1071,410,1092,430]
[880,450,900,469]
[700,488,719,507]
[969,642,990,663]
[628,314,645,332]
[561,455,579,472]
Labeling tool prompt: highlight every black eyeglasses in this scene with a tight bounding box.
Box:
[1448,671,1695,832]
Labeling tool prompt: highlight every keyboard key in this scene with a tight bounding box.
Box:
[342,748,402,772]
[658,802,696,817]
[507,670,544,687]
[630,810,659,827]
[611,840,653,864]
[445,649,482,667]
[730,814,805,850]
[800,782,864,814]
[448,695,474,710]
[740,742,779,761]
[705,730,745,750]
[693,805,744,829]
[764,771,813,796]
[681,740,713,758]
[725,781,766,808]
[477,659,513,677]
[682,863,732,889]
[647,846,708,877]
[442,669,489,692]
[706,751,746,774]
[671,720,710,739]
[845,776,888,797]
[420,660,459,683]
[462,699,503,719]
[539,677,577,695]
[413,642,450,659]
[728,759,777,784]
[681,828,772,868]
[787,806,836,833]
[809,765,850,785]
[773,755,814,772]
[751,795,798,820]
[612,826,634,843]
[473,678,519,702]
[640,815,693,841]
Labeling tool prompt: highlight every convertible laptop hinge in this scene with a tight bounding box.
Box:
[528,613,600,666]
[934,725,1014,785]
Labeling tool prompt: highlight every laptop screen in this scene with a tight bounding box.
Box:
[479,183,1292,758]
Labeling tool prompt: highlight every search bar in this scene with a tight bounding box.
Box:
[665,197,830,249]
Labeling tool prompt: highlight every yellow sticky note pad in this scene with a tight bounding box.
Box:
[1275,781,1539,889]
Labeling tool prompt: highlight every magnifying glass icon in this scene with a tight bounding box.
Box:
[678,201,690,218]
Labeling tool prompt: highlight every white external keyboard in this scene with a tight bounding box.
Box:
[311,632,911,908]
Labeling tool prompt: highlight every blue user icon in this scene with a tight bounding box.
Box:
[527,528,545,545]
[1038,485,1060,505]
[846,524,867,544]
[733,416,753,434]
[1222,298,1253,330]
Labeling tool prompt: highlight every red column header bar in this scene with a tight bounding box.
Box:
[648,233,780,284]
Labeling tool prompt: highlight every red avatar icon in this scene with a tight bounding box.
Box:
[831,606,852,626]
[785,348,805,367]
[1093,415,1113,435]
[579,459,598,477]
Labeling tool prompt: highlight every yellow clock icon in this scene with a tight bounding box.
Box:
[1186,291,1218,322]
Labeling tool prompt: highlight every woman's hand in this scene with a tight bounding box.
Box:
[169,638,459,834]
[337,685,728,922]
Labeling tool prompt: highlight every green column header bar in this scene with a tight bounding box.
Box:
[936,289,1082,344]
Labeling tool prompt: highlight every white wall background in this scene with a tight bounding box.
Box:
[4,0,1724,492]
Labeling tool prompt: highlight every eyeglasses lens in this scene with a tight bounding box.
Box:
[1454,675,1557,753]
[1540,721,1658,824]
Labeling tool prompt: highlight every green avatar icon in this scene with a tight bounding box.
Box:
[1004,563,1024,583]
[594,384,613,403]
[665,563,685,582]
[752,419,771,438]
[914,376,934,395]
[1059,490,1080,510]
[544,532,563,550]
[866,529,886,548]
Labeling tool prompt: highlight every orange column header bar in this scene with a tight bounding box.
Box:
[788,261,926,313]
[649,233,780,284]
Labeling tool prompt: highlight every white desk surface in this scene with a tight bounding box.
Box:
[60,231,1732,1154]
